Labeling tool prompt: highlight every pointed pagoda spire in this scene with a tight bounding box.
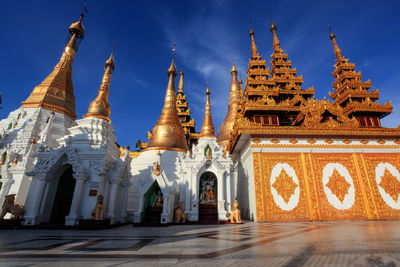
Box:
[217,60,241,147]
[329,26,342,58]
[84,49,115,122]
[21,11,86,120]
[249,24,261,60]
[200,87,215,138]
[178,69,184,93]
[175,67,197,148]
[270,18,280,51]
[147,58,188,152]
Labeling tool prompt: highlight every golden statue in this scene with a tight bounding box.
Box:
[206,147,212,161]
[153,191,164,208]
[91,194,104,220]
[174,201,187,223]
[11,155,18,167]
[0,194,24,219]
[228,201,241,223]
[153,161,161,176]
[201,184,215,204]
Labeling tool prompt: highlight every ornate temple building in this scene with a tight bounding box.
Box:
[0,12,399,226]
[228,22,400,222]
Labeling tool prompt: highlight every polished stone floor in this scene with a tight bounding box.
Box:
[0,221,400,266]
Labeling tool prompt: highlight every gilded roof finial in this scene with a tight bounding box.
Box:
[178,67,184,93]
[249,20,261,60]
[270,16,280,49]
[84,48,115,122]
[147,55,188,152]
[200,86,215,138]
[328,25,342,58]
[231,59,238,74]
[66,3,88,52]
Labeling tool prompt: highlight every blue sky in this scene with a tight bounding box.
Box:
[1,0,400,148]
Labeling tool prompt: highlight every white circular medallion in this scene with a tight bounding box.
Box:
[375,162,400,209]
[270,163,300,211]
[322,163,355,210]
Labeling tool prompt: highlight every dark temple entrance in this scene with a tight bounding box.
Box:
[49,166,76,225]
[199,172,218,224]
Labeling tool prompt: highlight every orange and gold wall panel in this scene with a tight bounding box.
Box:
[252,152,400,221]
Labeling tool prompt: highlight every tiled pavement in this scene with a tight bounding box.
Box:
[0,221,400,266]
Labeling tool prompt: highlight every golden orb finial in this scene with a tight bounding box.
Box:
[230,59,238,74]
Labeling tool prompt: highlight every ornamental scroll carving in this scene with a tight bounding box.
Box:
[26,147,85,178]
[293,98,359,128]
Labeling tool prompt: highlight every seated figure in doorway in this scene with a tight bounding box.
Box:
[152,190,164,208]
[201,184,215,204]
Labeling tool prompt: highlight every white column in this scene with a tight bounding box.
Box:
[120,183,129,222]
[65,175,87,226]
[98,174,106,195]
[105,179,120,224]
[217,171,227,221]
[23,176,47,225]
[226,172,232,212]
[185,167,192,211]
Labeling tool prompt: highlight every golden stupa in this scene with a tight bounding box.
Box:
[146,58,188,152]
[84,50,115,122]
[200,87,215,138]
[217,61,241,148]
[21,13,86,120]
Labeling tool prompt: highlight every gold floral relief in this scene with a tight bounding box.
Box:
[362,153,400,219]
[309,154,369,220]
[252,153,310,221]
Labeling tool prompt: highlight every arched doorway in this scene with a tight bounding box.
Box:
[143,181,163,224]
[199,171,218,223]
[49,166,76,225]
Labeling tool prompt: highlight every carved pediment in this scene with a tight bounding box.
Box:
[293,98,359,129]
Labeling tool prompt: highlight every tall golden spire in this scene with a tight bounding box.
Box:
[270,18,280,50]
[217,60,241,147]
[200,87,215,138]
[249,25,261,60]
[329,26,342,58]
[147,58,188,152]
[83,50,115,122]
[21,12,86,120]
[178,69,184,93]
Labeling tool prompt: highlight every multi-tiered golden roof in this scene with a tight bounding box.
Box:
[328,29,392,127]
[176,70,199,148]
